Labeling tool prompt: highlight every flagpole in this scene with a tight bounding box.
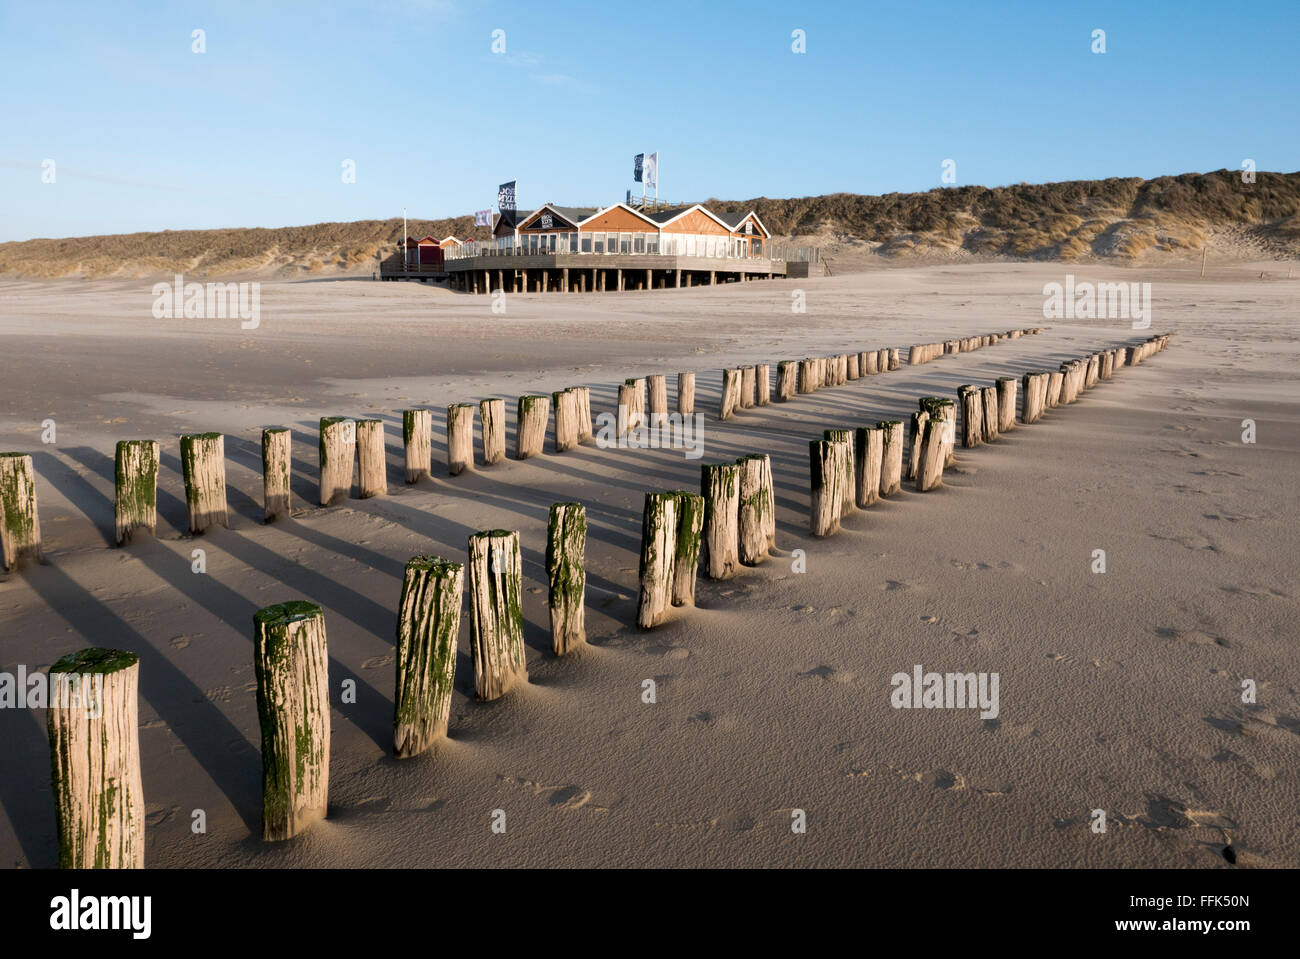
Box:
[403,207,407,271]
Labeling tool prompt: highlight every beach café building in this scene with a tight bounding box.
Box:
[440,201,815,293]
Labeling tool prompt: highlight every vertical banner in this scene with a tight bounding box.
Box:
[643,153,658,191]
[497,180,517,212]
[474,209,491,226]
[633,153,644,183]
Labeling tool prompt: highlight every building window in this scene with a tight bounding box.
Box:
[634,233,645,254]
[620,233,631,254]
[593,234,604,254]
[606,233,617,253]
[647,234,659,254]
[582,234,592,253]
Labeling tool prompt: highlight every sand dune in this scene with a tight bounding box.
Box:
[0,262,1296,868]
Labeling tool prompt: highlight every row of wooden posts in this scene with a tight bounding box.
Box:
[0,328,1040,569]
[808,334,1174,536]
[32,324,1137,866]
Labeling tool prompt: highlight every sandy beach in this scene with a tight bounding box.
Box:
[0,260,1296,868]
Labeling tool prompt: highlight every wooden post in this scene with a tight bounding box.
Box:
[319,417,355,505]
[981,386,1000,443]
[754,363,770,406]
[719,368,742,421]
[253,601,330,841]
[888,348,900,371]
[617,381,642,437]
[797,359,815,394]
[1047,370,1064,407]
[700,462,740,579]
[648,374,669,427]
[393,556,464,758]
[552,390,580,452]
[915,418,945,491]
[546,503,586,653]
[114,440,158,544]
[515,395,550,459]
[996,378,1017,432]
[864,351,878,375]
[571,386,594,441]
[776,361,797,400]
[447,403,476,474]
[671,491,705,607]
[740,366,756,408]
[480,398,506,464]
[637,492,678,628]
[260,430,290,523]
[356,419,386,497]
[47,647,144,867]
[847,353,860,379]
[677,372,696,416]
[878,421,903,496]
[1020,373,1041,424]
[467,530,527,700]
[180,432,227,532]
[958,386,984,448]
[402,409,432,483]
[907,410,930,480]
[737,454,775,565]
[854,426,883,508]
[824,429,855,516]
[809,440,841,537]
[877,349,889,374]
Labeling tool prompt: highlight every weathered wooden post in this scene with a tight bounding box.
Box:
[996,378,1017,432]
[259,429,291,523]
[915,418,946,491]
[755,363,771,405]
[877,348,890,373]
[402,409,432,483]
[467,530,527,700]
[572,386,594,441]
[393,556,464,758]
[958,386,984,448]
[253,601,330,841]
[114,440,158,544]
[737,453,775,565]
[516,394,549,459]
[319,417,355,504]
[480,398,506,464]
[546,502,586,652]
[907,410,930,481]
[824,429,855,517]
[677,373,696,416]
[739,366,756,409]
[648,374,669,427]
[797,358,815,394]
[180,432,227,532]
[447,403,476,474]
[48,647,144,867]
[637,492,678,629]
[776,361,798,401]
[854,425,883,509]
[719,368,742,420]
[864,351,879,374]
[553,390,580,453]
[981,386,1000,442]
[809,440,841,537]
[878,421,903,496]
[618,380,644,436]
[847,354,860,379]
[1046,371,1064,407]
[356,419,386,497]
[888,348,900,371]
[700,462,740,579]
[671,491,704,607]
[1020,373,1041,424]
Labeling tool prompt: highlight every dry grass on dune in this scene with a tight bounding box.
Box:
[1,170,1297,279]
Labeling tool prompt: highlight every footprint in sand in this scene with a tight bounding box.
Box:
[1154,626,1230,647]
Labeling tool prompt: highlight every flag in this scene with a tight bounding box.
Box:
[497,180,516,212]
[633,153,644,183]
[474,209,491,226]
[643,152,658,190]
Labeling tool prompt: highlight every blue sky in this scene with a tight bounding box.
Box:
[1,0,1297,242]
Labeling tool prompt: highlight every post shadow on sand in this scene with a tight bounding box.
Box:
[14,559,263,849]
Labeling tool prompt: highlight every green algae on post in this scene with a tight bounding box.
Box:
[546,503,586,652]
[514,395,549,459]
[47,646,144,868]
[394,556,464,758]
[178,432,227,533]
[113,440,158,546]
[253,601,329,841]
[466,530,526,700]
[0,453,43,571]
[401,409,432,483]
